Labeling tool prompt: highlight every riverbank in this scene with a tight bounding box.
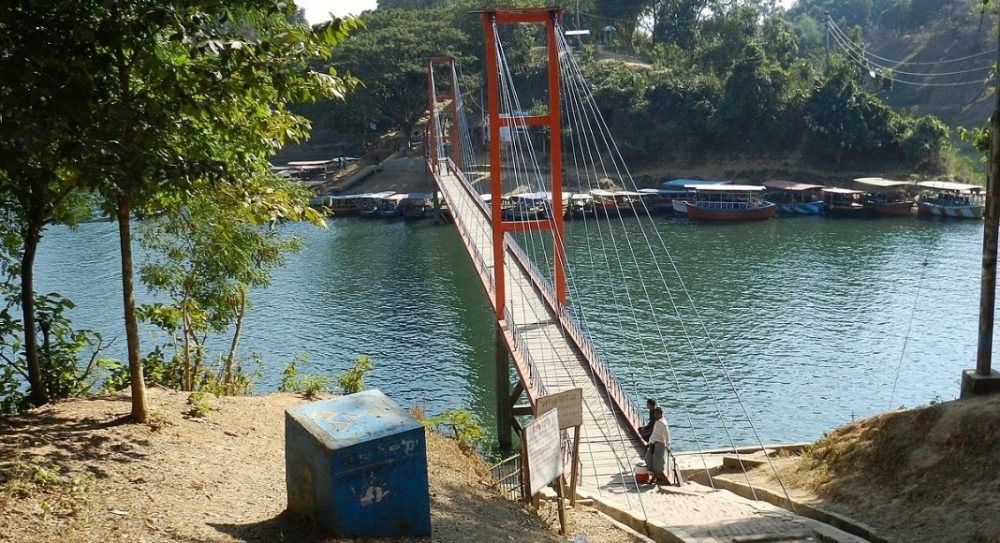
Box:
[707,393,1000,543]
[0,388,645,543]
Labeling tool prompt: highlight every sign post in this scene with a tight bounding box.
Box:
[523,408,567,534]
[536,389,583,507]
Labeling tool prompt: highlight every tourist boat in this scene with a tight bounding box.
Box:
[637,189,681,214]
[762,180,824,214]
[659,179,730,215]
[377,193,408,219]
[684,185,776,221]
[854,177,915,216]
[821,188,867,216]
[590,189,643,216]
[400,192,434,220]
[916,181,985,219]
[327,194,365,216]
[504,192,552,221]
[566,193,596,219]
[358,192,396,218]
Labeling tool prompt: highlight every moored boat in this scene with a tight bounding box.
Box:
[917,181,985,219]
[358,191,396,218]
[328,194,365,216]
[566,193,596,219]
[854,177,915,216]
[590,189,643,217]
[638,188,683,214]
[762,180,824,215]
[659,179,729,215]
[821,188,867,216]
[685,185,776,221]
[400,192,434,220]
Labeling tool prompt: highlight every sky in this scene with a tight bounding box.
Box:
[299,0,798,24]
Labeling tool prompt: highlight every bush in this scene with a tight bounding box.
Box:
[337,356,373,394]
[423,408,485,451]
[279,354,331,400]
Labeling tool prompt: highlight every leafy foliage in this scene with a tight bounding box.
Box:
[337,356,374,394]
[423,409,485,450]
[279,354,331,400]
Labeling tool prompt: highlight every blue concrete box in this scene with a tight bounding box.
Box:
[285,389,431,537]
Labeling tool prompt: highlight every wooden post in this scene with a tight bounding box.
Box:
[570,425,581,507]
[496,326,512,449]
[520,437,531,504]
[555,471,568,535]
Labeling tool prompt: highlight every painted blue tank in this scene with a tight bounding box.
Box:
[285,389,431,537]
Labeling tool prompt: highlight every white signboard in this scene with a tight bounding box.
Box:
[524,408,563,495]
[536,389,583,430]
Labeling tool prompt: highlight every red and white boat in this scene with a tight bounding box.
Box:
[684,185,776,221]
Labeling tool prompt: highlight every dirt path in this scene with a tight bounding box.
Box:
[0,389,643,543]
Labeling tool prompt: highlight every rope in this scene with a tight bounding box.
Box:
[888,254,931,410]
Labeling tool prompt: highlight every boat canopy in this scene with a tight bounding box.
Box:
[402,192,433,200]
[569,193,594,200]
[822,187,864,195]
[918,180,983,193]
[690,184,765,192]
[660,178,730,188]
[613,190,644,197]
[763,180,825,191]
[853,177,913,189]
[360,191,396,199]
[511,191,552,200]
[386,193,410,202]
[590,189,616,197]
[480,193,493,202]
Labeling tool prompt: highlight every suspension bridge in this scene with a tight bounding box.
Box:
[421,8,867,541]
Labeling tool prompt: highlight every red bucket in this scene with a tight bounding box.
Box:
[634,462,651,484]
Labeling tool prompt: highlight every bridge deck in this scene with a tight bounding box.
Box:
[433,165,646,490]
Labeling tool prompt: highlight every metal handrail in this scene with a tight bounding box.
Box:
[442,158,643,434]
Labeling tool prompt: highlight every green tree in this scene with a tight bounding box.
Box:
[76,2,356,422]
[327,9,470,145]
[0,1,101,407]
[137,176,322,393]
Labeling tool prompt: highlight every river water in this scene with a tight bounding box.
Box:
[36,214,986,450]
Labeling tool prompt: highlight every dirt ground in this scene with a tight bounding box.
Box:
[728,393,1000,543]
[0,388,646,543]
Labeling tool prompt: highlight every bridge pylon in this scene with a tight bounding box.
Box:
[480,7,566,449]
[426,56,462,175]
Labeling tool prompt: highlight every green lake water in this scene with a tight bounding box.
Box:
[36,214,987,450]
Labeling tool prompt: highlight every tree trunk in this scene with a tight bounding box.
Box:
[117,196,148,422]
[20,219,48,407]
[223,287,247,385]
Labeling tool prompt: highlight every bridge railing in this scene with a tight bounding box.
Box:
[442,157,644,436]
[506,240,644,434]
[433,161,550,401]
[503,306,548,399]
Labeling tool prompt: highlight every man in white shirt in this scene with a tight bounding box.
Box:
[644,406,671,485]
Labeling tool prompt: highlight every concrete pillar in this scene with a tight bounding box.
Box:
[495,326,512,449]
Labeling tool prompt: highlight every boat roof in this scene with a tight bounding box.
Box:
[823,187,864,195]
[569,193,593,200]
[386,193,410,201]
[590,189,643,196]
[660,178,731,188]
[690,184,765,192]
[763,180,825,191]
[918,180,983,192]
[512,191,552,200]
[480,193,493,201]
[360,191,395,199]
[853,177,913,188]
[287,160,334,167]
